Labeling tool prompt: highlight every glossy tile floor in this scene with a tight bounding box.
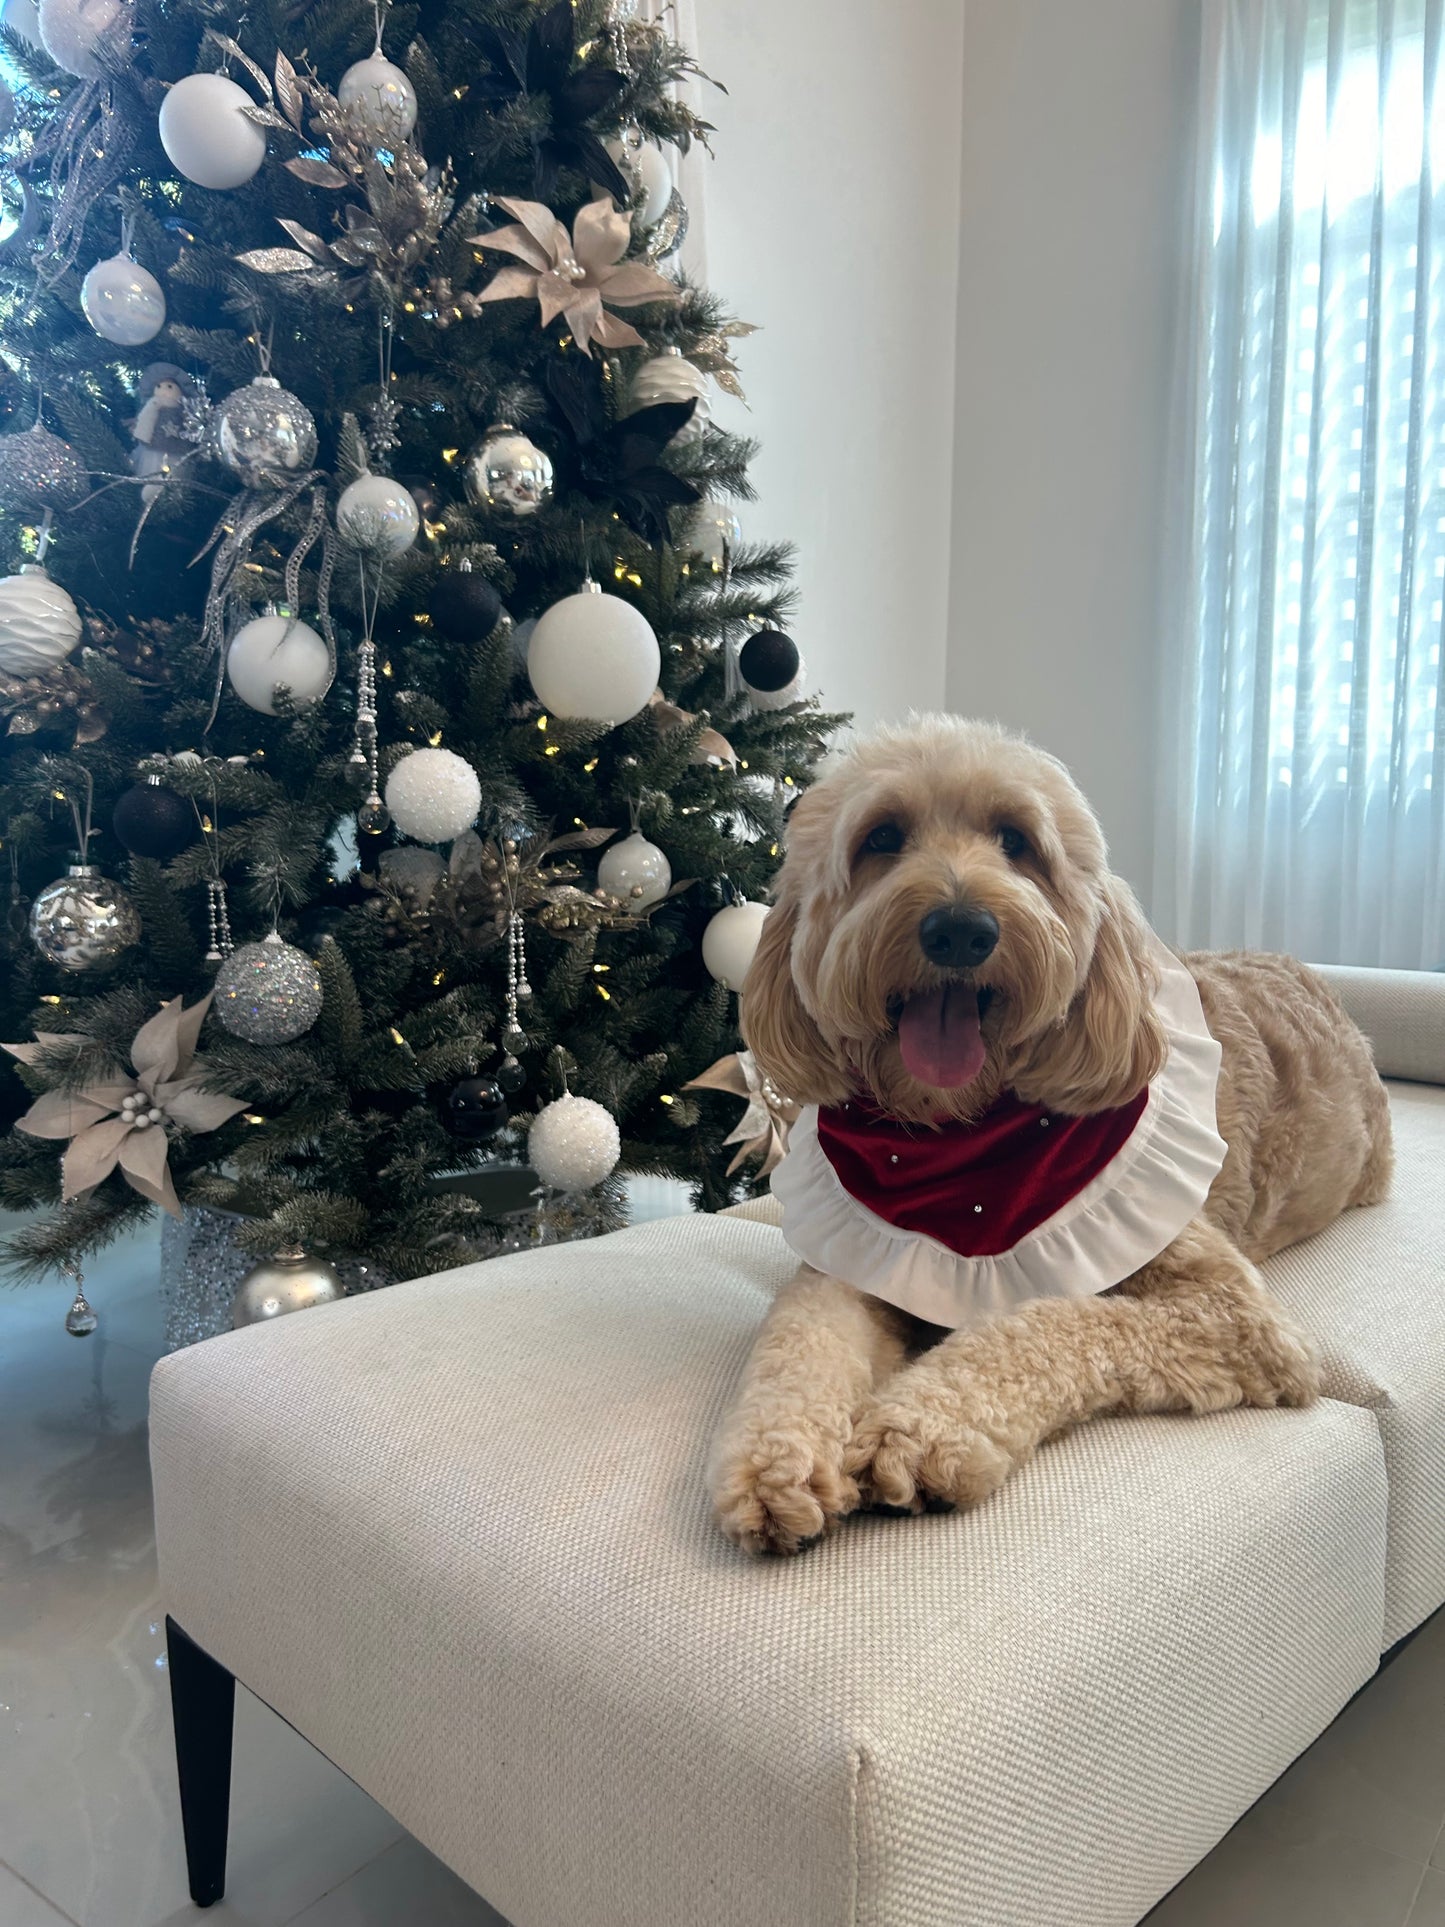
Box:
[3,1216,1444,1927]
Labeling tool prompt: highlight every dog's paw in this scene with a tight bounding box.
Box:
[1234,1318,1323,1410]
[710,1426,860,1557]
[845,1397,1015,1514]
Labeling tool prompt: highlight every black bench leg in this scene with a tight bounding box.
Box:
[166,1616,235,1908]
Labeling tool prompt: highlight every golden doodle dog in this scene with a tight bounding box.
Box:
[710,716,1392,1555]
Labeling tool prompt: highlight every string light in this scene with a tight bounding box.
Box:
[658,1093,674,1105]
[583,758,599,773]
[243,1113,266,1125]
[388,1026,406,1045]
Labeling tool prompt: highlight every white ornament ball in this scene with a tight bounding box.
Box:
[159,72,267,190]
[689,497,741,574]
[384,747,480,843]
[337,52,417,140]
[527,582,659,725]
[0,0,42,48]
[702,900,770,992]
[633,141,673,226]
[232,1246,342,1326]
[37,0,125,77]
[226,612,333,715]
[80,250,165,346]
[529,1093,621,1193]
[597,831,671,913]
[626,349,709,442]
[336,471,418,557]
[378,844,444,904]
[0,565,83,676]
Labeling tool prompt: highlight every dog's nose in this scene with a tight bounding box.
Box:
[918,904,1000,968]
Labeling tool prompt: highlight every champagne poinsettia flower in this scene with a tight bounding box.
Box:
[5,993,248,1216]
[470,195,679,355]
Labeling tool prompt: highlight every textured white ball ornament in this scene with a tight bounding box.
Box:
[527,580,659,725]
[701,899,770,992]
[159,72,267,189]
[626,349,709,442]
[38,0,125,77]
[336,471,418,556]
[80,250,165,346]
[337,52,417,139]
[384,746,480,843]
[529,1093,621,1192]
[597,831,671,913]
[0,565,83,676]
[226,612,333,714]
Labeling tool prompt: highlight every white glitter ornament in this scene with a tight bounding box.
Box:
[37,0,126,78]
[337,50,417,140]
[626,348,709,442]
[226,610,333,714]
[701,900,770,991]
[213,931,323,1044]
[384,746,480,843]
[336,470,418,556]
[159,71,267,189]
[597,831,671,912]
[0,565,83,676]
[527,579,659,725]
[80,248,165,346]
[529,1093,621,1192]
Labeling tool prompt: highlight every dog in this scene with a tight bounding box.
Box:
[709,716,1393,1555]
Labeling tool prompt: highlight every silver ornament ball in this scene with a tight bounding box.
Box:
[213,376,317,488]
[0,425,90,513]
[80,250,165,346]
[336,470,419,557]
[231,1245,343,1326]
[378,843,444,904]
[213,932,324,1044]
[30,865,141,971]
[462,424,554,517]
[528,1093,621,1192]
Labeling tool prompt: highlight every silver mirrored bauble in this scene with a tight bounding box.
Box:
[213,932,323,1044]
[29,864,141,970]
[213,376,317,488]
[231,1245,343,1326]
[0,566,83,675]
[336,470,419,557]
[0,425,90,513]
[597,831,671,912]
[80,249,165,346]
[528,1093,621,1192]
[462,424,554,517]
[337,52,418,139]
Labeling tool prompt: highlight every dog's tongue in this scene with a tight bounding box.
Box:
[896,986,987,1089]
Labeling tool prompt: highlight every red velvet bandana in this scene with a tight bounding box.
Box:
[815,1087,1151,1259]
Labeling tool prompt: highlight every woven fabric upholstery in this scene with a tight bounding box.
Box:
[1262,1081,1445,1645]
[1313,963,1445,1084]
[151,1215,1387,1927]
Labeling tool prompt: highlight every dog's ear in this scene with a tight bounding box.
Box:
[741,896,850,1107]
[1016,876,1166,1113]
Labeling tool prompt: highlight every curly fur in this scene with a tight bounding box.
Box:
[710,716,1393,1554]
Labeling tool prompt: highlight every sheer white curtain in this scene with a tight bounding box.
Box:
[1157,0,1445,967]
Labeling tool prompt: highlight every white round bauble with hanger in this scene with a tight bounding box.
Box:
[225,611,333,714]
[701,900,770,992]
[336,471,419,556]
[598,831,671,912]
[337,50,417,140]
[37,0,126,78]
[80,250,165,346]
[159,72,268,190]
[384,747,481,844]
[0,565,83,676]
[526,580,659,726]
[528,1094,621,1192]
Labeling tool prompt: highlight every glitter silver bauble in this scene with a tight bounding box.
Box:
[336,470,419,557]
[0,424,90,513]
[462,424,554,517]
[528,1093,621,1192]
[383,746,480,843]
[29,864,141,970]
[213,376,318,488]
[626,348,708,441]
[0,565,83,674]
[597,831,671,912]
[213,931,324,1044]
[231,1244,343,1326]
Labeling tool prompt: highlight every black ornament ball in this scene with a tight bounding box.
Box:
[447,1076,509,1141]
[111,779,197,862]
[402,474,444,524]
[738,629,801,694]
[429,568,502,644]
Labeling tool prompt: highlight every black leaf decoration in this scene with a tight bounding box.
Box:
[544,355,701,547]
[476,0,631,206]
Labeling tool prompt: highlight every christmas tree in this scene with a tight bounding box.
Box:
[0,0,838,1327]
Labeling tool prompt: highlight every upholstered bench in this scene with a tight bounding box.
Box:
[149,966,1445,1927]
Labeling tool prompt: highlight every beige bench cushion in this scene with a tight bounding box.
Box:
[151,1215,1387,1927]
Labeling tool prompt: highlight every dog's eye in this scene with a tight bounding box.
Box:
[998,825,1031,861]
[862,822,906,856]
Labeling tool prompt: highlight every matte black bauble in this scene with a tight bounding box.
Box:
[111,779,197,862]
[738,629,801,694]
[447,1076,509,1141]
[429,568,503,644]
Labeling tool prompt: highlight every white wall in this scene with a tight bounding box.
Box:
[694,1,965,726]
[946,0,1200,897]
